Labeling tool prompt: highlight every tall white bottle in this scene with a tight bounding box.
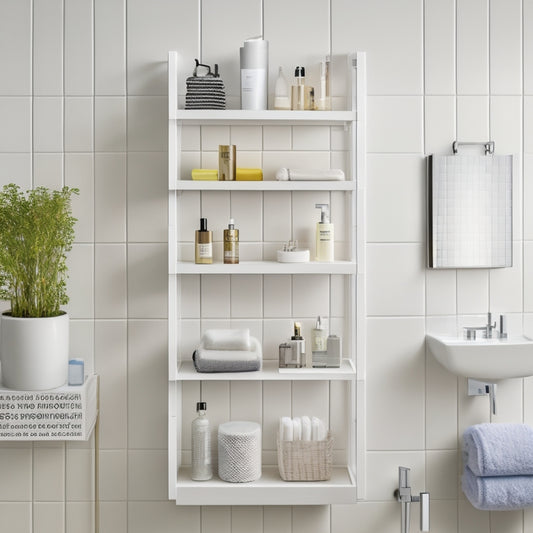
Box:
[315,203,334,262]
[191,401,212,481]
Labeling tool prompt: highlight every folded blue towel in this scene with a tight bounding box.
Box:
[462,466,533,511]
[463,423,533,477]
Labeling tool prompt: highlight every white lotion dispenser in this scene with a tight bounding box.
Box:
[191,401,212,481]
[315,203,334,262]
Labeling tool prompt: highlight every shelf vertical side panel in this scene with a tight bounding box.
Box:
[168,381,179,499]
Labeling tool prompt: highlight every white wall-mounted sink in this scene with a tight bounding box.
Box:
[426,334,533,381]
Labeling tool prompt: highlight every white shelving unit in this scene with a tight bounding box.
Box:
[168,51,366,505]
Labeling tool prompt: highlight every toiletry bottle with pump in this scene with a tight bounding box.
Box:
[289,322,309,368]
[291,67,314,110]
[191,401,212,481]
[311,316,328,367]
[195,218,213,264]
[223,218,239,264]
[317,55,331,110]
[315,203,334,262]
[274,66,291,110]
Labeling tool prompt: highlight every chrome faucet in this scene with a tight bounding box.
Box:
[464,312,506,340]
[394,467,430,533]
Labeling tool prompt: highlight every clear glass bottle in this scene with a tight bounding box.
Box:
[191,401,212,481]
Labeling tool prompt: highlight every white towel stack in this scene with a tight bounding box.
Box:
[279,416,327,442]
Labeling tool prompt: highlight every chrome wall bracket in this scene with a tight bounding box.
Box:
[452,140,495,155]
[468,378,497,415]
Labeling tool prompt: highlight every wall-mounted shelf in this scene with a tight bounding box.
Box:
[175,465,356,505]
[172,180,356,191]
[176,359,356,381]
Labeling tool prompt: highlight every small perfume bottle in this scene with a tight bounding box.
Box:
[191,401,212,481]
[195,218,213,264]
[274,66,291,110]
[223,218,239,264]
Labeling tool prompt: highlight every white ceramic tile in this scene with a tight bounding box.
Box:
[263,381,292,449]
[0,503,31,533]
[128,450,167,500]
[182,126,200,151]
[200,191,231,241]
[330,381,349,457]
[426,346,459,450]
[0,154,31,189]
[458,376,491,441]
[264,191,291,242]
[425,96,455,155]
[95,153,127,243]
[526,156,533,240]
[292,506,330,533]
[33,502,64,533]
[526,97,533,153]
[95,0,126,95]
[127,244,167,319]
[95,244,127,318]
[127,0,198,96]
[33,97,63,152]
[127,96,166,151]
[367,96,423,153]
[489,242,523,313]
[263,274,291,318]
[425,0,455,95]
[426,450,458,499]
[457,269,489,314]
[367,244,425,316]
[66,244,94,319]
[526,243,533,312]
[99,502,127,533]
[264,507,291,533]
[229,126,263,150]
[366,451,425,501]
[94,321,127,449]
[69,320,95,374]
[292,190,329,252]
[0,97,31,151]
[200,275,230,318]
[263,126,291,151]
[367,318,426,450]
[236,151,263,169]
[262,151,331,181]
[292,126,330,151]
[457,0,489,95]
[426,269,457,316]
[490,96,522,155]
[33,447,65,501]
[230,274,262,318]
[66,502,93,533]
[65,97,93,152]
[95,97,127,152]
[0,0,31,95]
[458,500,490,533]
[526,0,533,94]
[180,275,200,318]
[331,0,422,95]
[33,154,63,189]
[490,511,523,533]
[66,448,93,500]
[65,153,94,243]
[230,191,263,242]
[127,152,167,242]
[292,381,329,426]
[491,378,523,424]
[230,381,262,423]
[457,96,489,142]
[33,0,63,96]
[201,507,231,533]
[292,275,329,318]
[263,319,293,360]
[200,126,230,151]
[181,151,202,182]
[490,0,522,95]
[367,155,425,243]
[201,381,230,463]
[128,320,167,449]
[231,508,263,533]
[65,0,93,95]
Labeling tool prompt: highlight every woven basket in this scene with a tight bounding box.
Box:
[277,433,333,481]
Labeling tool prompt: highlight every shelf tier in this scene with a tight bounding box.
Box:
[172,260,357,275]
[176,359,356,381]
[176,466,356,505]
[172,109,356,125]
[172,180,356,191]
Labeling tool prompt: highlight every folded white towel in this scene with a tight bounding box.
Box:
[280,417,293,441]
[276,168,345,181]
[193,336,261,373]
[293,417,302,441]
[312,416,327,441]
[202,328,250,351]
[301,416,312,441]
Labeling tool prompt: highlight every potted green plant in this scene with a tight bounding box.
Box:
[0,184,78,390]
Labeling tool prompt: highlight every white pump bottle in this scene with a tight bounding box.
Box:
[315,203,334,262]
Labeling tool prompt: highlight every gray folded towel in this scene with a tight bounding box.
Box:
[192,336,262,373]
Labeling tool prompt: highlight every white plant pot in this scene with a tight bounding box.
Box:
[0,312,69,390]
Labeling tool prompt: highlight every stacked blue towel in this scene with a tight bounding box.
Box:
[462,424,533,510]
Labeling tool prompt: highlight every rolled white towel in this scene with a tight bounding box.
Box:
[280,416,293,441]
[275,167,345,181]
[202,329,250,351]
[301,416,312,441]
[293,417,302,441]
[312,417,327,441]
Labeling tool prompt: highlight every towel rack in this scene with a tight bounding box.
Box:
[452,140,495,155]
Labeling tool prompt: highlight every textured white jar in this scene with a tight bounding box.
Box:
[0,312,69,390]
[218,421,261,483]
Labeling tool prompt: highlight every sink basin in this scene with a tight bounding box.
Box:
[426,333,533,381]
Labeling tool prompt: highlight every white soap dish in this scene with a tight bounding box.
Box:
[277,249,310,263]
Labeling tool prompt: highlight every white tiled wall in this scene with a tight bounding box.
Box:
[0,0,531,532]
